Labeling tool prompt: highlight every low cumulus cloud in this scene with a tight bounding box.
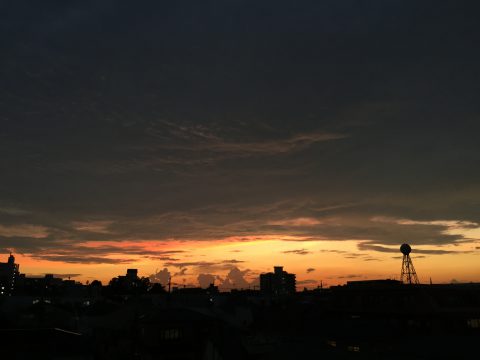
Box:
[163,259,245,274]
[149,268,171,286]
[197,273,216,288]
[217,267,251,290]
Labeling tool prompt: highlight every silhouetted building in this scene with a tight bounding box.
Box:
[111,269,139,289]
[260,266,296,296]
[108,268,150,294]
[345,279,402,287]
[1,328,87,359]
[14,273,85,297]
[138,308,245,360]
[126,268,138,281]
[323,281,480,358]
[0,254,19,296]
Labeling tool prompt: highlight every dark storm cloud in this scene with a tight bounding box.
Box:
[1,1,480,262]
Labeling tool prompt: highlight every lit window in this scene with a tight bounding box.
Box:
[347,345,360,352]
[327,340,337,347]
[467,319,480,328]
[161,328,181,340]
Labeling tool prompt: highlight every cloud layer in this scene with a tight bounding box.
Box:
[1,1,480,281]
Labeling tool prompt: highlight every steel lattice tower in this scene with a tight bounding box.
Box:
[400,243,419,284]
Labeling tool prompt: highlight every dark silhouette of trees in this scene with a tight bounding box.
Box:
[148,282,166,294]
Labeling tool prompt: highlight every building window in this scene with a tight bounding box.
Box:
[467,319,480,328]
[347,345,360,352]
[161,328,181,340]
[327,340,337,347]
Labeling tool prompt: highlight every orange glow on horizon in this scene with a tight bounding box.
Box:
[3,237,479,288]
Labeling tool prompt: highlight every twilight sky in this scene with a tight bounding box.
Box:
[1,0,479,288]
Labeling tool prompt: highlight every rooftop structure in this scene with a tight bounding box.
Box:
[260,266,296,296]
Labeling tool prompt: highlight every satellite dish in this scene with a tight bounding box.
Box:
[400,243,411,255]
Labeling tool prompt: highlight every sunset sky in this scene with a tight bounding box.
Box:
[1,1,479,288]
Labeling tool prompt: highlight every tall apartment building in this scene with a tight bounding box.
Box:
[260,266,296,296]
[0,254,20,296]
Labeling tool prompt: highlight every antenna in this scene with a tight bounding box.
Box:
[400,243,420,284]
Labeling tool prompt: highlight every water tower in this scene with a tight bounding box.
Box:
[400,243,419,284]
